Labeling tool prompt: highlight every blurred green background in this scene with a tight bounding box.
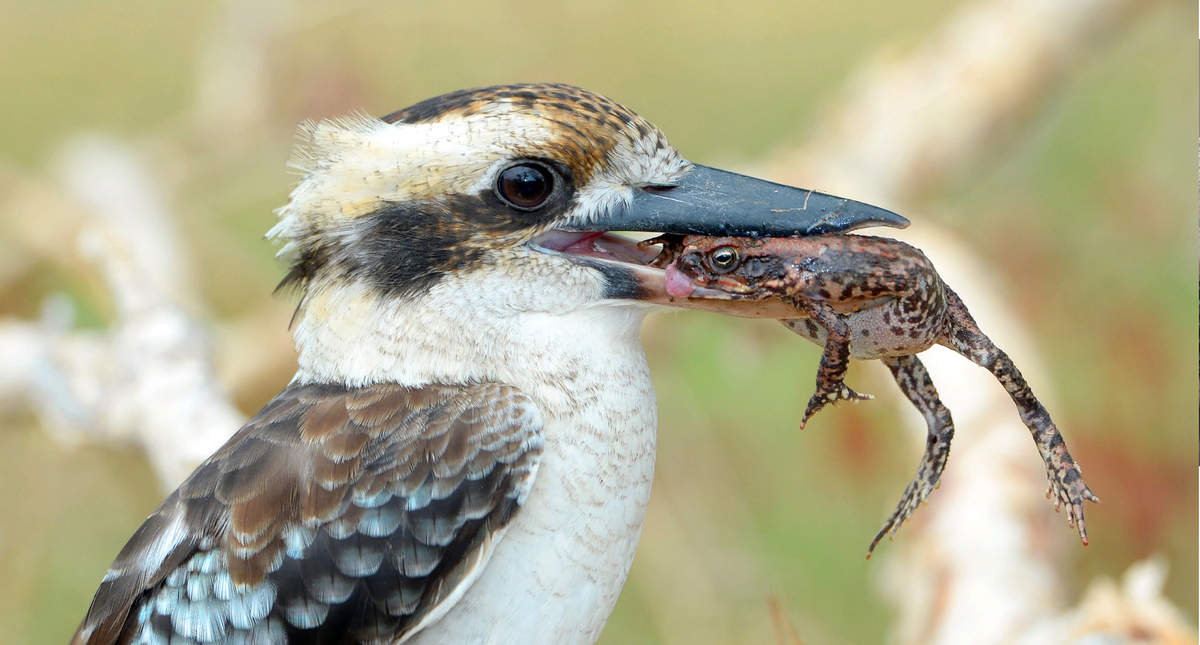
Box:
[0,1,1195,644]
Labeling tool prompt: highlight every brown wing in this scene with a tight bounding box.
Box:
[70,381,544,645]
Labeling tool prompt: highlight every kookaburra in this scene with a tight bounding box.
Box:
[71,84,906,645]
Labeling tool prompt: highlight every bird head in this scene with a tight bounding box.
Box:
[267,84,907,385]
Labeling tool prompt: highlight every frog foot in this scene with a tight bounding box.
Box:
[866,444,950,558]
[799,384,874,429]
[867,481,927,559]
[1046,461,1101,546]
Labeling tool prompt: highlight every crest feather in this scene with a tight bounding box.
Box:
[286,111,383,175]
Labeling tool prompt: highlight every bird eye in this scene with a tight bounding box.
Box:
[707,246,740,274]
[497,162,554,210]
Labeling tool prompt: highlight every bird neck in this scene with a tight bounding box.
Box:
[289,261,654,391]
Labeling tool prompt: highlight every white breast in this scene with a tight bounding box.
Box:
[412,306,658,644]
[290,256,661,644]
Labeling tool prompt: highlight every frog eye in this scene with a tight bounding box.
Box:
[706,246,740,274]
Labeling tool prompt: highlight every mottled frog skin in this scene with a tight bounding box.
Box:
[648,233,1099,557]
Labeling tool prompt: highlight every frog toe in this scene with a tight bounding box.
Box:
[1046,466,1098,546]
[840,385,874,403]
[800,384,875,429]
[799,399,826,429]
[868,486,923,558]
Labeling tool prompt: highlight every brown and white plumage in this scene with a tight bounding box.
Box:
[75,383,541,645]
[70,84,906,645]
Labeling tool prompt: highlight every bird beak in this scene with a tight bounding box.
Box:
[549,164,907,319]
[566,164,908,237]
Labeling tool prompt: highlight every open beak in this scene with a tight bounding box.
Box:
[539,163,907,319]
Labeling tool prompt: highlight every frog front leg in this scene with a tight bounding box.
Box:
[940,287,1100,545]
[782,297,875,429]
[869,354,954,558]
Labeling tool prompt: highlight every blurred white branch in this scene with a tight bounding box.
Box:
[775,0,1142,205]
[1016,557,1198,645]
[191,0,376,142]
[0,0,339,493]
[0,137,244,491]
[193,0,292,139]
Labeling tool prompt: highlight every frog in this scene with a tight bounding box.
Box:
[643,233,1100,557]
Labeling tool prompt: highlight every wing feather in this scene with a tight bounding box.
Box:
[70,381,543,645]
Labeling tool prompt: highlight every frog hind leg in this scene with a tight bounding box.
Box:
[784,297,875,429]
[939,286,1100,545]
[868,354,954,558]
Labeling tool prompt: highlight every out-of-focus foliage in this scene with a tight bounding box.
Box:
[0,1,1194,644]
